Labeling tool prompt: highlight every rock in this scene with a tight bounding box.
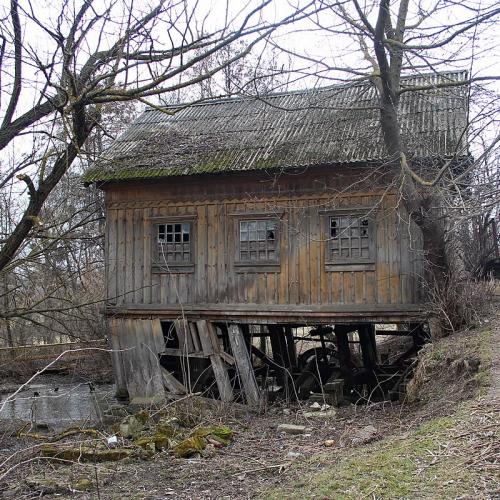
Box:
[286,451,303,459]
[191,426,233,446]
[26,477,69,495]
[119,415,146,438]
[172,436,206,458]
[72,478,93,491]
[277,424,308,435]
[324,439,335,447]
[303,409,337,418]
[309,402,321,411]
[40,444,133,462]
[351,425,379,445]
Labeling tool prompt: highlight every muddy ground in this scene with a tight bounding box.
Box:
[0,315,498,499]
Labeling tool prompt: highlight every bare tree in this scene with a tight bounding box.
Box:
[0,0,318,275]
[278,0,500,289]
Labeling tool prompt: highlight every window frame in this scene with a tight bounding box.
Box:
[231,212,282,272]
[151,215,196,273]
[320,208,376,271]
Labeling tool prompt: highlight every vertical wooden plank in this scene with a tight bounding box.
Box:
[133,209,143,304]
[135,319,165,402]
[143,207,152,304]
[217,203,227,303]
[278,201,289,304]
[388,198,401,304]
[107,209,118,304]
[207,204,217,303]
[151,319,187,395]
[197,320,233,402]
[355,272,364,304]
[196,205,208,302]
[227,324,261,406]
[288,203,299,305]
[377,203,390,304]
[116,210,126,304]
[175,318,194,353]
[189,322,202,352]
[309,201,320,305]
[332,272,342,303]
[108,318,127,396]
[366,270,376,303]
[124,208,134,303]
[298,203,310,304]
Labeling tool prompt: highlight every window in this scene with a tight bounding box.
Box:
[238,219,279,264]
[156,222,193,265]
[325,212,375,266]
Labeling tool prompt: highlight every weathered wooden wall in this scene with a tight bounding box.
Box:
[103,166,425,322]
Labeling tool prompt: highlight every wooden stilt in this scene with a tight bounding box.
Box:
[228,324,261,406]
[359,324,378,370]
[335,327,354,390]
[197,320,233,402]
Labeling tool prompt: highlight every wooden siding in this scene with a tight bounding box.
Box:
[103,168,425,319]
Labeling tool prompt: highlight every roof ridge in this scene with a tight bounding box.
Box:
[146,69,468,112]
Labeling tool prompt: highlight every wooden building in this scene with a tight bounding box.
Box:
[85,71,469,404]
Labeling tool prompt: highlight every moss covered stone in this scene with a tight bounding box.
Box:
[172,436,207,458]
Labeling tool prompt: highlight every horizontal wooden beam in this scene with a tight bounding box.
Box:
[106,303,426,324]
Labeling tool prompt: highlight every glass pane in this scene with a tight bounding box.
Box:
[258,220,266,230]
[182,223,190,233]
[268,250,275,260]
[240,231,248,241]
[249,231,257,241]
[166,224,173,233]
[341,248,349,257]
[240,241,248,250]
[166,233,173,242]
[174,224,181,232]
[266,229,275,241]
[240,221,248,231]
[183,252,190,261]
[258,230,266,241]
[259,251,266,260]
[250,251,257,260]
[174,233,181,242]
[183,233,190,242]
[249,221,257,230]
[240,251,248,260]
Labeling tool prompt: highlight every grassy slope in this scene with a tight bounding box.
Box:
[265,323,497,499]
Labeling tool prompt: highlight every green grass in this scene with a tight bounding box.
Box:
[265,412,476,499]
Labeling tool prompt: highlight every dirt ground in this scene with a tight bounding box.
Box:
[0,314,498,499]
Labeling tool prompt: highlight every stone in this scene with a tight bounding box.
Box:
[324,439,335,447]
[309,402,321,411]
[119,415,145,439]
[303,409,337,418]
[277,424,308,435]
[286,451,303,459]
[172,436,207,458]
[72,479,93,491]
[351,425,379,445]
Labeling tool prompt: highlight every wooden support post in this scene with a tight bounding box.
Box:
[196,320,233,402]
[335,327,354,391]
[227,324,261,406]
[284,326,297,368]
[108,318,128,399]
[359,324,377,370]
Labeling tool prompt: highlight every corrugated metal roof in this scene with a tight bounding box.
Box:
[85,71,469,182]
